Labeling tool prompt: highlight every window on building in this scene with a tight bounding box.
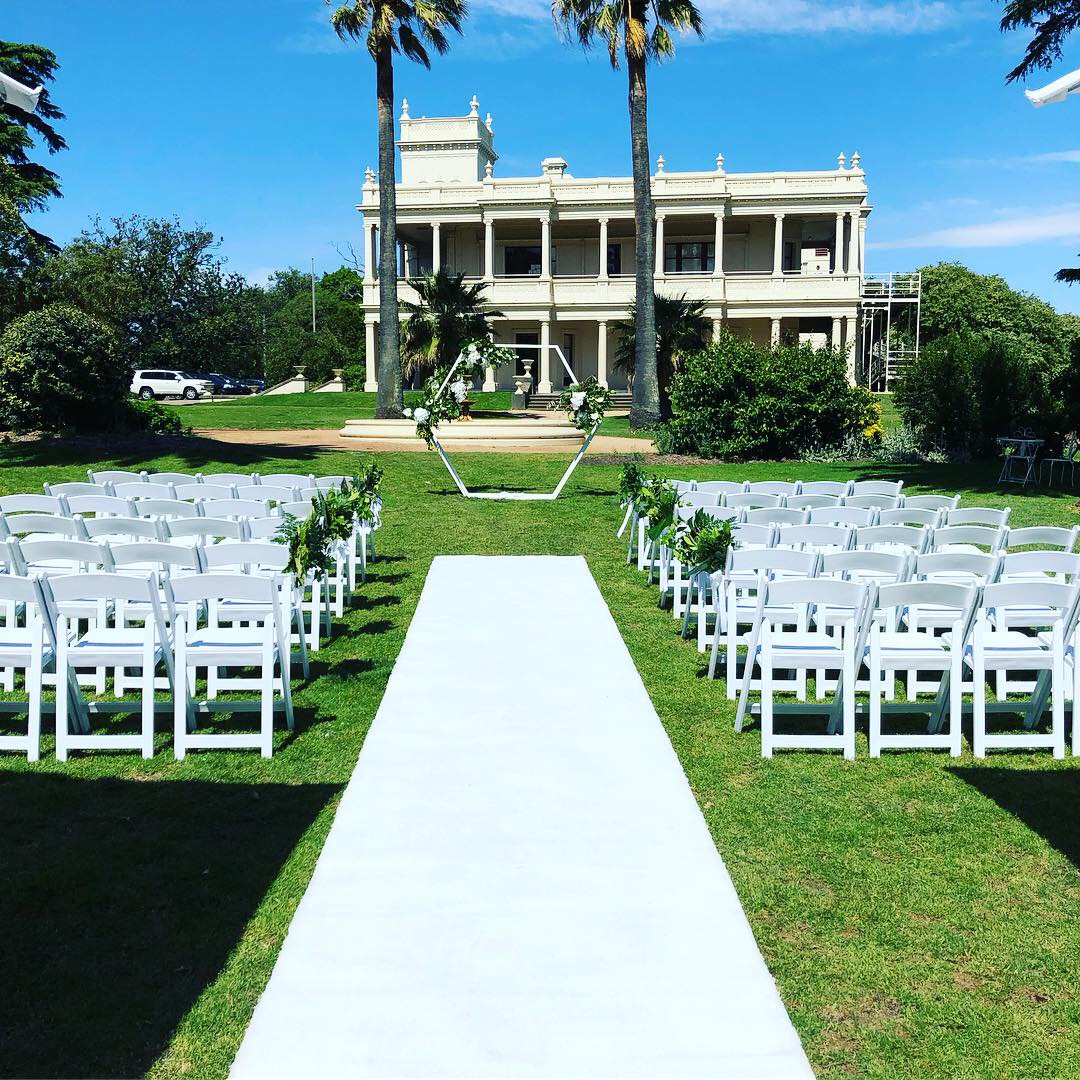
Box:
[562,333,575,387]
[607,243,622,276]
[664,241,714,273]
[504,245,541,276]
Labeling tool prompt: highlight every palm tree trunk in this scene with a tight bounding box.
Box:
[375,41,403,418]
[627,47,659,429]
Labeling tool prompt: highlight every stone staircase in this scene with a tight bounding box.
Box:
[527,390,632,409]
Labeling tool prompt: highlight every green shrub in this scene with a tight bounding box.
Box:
[665,332,876,460]
[125,397,190,435]
[894,331,1055,455]
[0,303,129,434]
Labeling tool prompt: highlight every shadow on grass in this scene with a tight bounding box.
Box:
[949,766,1080,869]
[0,773,339,1079]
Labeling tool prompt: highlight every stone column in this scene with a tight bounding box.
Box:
[402,242,411,280]
[655,213,665,278]
[844,316,857,384]
[540,215,551,280]
[363,222,376,283]
[713,212,725,277]
[598,218,609,281]
[831,316,842,350]
[482,329,497,392]
[772,213,784,276]
[847,212,859,275]
[431,222,441,273]
[834,213,845,274]
[712,318,723,342]
[538,318,552,393]
[484,217,495,281]
[364,320,378,392]
[597,321,608,387]
[770,317,781,346]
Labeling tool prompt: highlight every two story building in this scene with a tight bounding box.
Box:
[358,96,873,395]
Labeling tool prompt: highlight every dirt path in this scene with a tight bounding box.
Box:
[195,428,658,455]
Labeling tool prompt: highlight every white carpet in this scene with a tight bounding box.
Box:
[230,556,814,1079]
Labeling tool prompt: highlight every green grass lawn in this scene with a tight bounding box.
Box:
[2,439,1079,1079]
[876,392,901,432]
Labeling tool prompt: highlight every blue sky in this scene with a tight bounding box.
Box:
[8,0,1080,312]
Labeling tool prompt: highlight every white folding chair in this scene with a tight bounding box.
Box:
[850,480,904,498]
[200,471,257,488]
[667,479,697,494]
[773,524,854,555]
[312,475,350,491]
[52,573,174,760]
[930,524,1006,554]
[133,498,201,522]
[743,507,808,527]
[854,524,931,557]
[967,581,1078,758]
[0,574,52,761]
[175,483,236,502]
[879,507,941,529]
[147,471,199,487]
[661,505,738,619]
[64,495,136,522]
[904,493,960,512]
[787,494,841,512]
[236,484,296,505]
[746,481,801,497]
[44,481,111,499]
[0,494,67,517]
[809,506,878,528]
[726,492,784,510]
[740,577,874,759]
[168,573,295,759]
[163,517,248,545]
[694,480,746,497]
[114,482,176,501]
[1005,526,1080,554]
[945,507,1011,529]
[844,493,902,511]
[0,513,82,543]
[801,481,852,497]
[200,499,273,521]
[868,581,978,757]
[259,473,315,489]
[88,469,146,486]
[82,517,162,544]
[678,491,721,510]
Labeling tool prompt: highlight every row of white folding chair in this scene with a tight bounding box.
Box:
[680,491,905,513]
[0,568,298,761]
[671,479,908,498]
[84,469,346,489]
[731,575,1080,760]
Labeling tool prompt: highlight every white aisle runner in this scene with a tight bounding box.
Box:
[231,556,813,1079]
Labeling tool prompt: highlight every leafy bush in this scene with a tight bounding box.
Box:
[0,303,130,434]
[665,332,877,460]
[126,397,190,435]
[894,331,1054,456]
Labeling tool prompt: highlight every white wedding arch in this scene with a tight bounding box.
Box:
[430,343,601,501]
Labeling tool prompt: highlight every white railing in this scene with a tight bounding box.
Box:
[862,272,921,298]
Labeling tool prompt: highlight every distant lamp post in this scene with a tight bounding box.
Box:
[1025,67,1080,107]
[0,70,43,114]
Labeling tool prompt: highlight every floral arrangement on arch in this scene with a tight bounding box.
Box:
[405,337,517,448]
[551,377,613,434]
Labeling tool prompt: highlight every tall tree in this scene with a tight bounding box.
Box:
[0,41,66,249]
[613,292,708,419]
[552,0,702,429]
[1000,0,1080,83]
[401,268,500,382]
[328,0,466,418]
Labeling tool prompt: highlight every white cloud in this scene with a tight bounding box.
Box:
[871,206,1080,250]
[944,149,1080,167]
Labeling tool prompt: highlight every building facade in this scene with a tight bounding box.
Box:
[358,97,871,394]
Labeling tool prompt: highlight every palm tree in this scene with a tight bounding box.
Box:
[552,0,702,430]
[400,268,502,382]
[613,292,708,420]
[328,0,466,418]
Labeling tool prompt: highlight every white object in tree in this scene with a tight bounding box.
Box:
[0,71,42,115]
[1026,66,1080,107]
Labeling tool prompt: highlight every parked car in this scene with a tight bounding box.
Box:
[192,371,251,396]
[129,369,213,401]
[240,377,266,394]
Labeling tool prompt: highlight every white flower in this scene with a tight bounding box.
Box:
[402,407,413,419]
[450,380,467,402]
[590,413,600,422]
[414,407,430,423]
[570,391,586,410]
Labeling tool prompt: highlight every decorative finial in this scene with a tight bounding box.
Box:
[851,150,861,170]
[401,98,409,118]
[485,112,493,133]
[468,94,479,116]
[364,165,375,185]
[715,151,725,172]
[837,152,847,170]
[484,161,494,179]
[656,154,665,174]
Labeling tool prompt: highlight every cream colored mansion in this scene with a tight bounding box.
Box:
[358,97,880,394]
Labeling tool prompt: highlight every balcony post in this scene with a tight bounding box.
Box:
[831,316,842,350]
[364,320,378,392]
[834,213,845,274]
[654,213,665,278]
[597,321,608,387]
[713,212,725,277]
[772,213,784,277]
[402,241,411,280]
[540,214,551,280]
[598,218,609,281]
[482,328,497,391]
[712,318,723,342]
[484,217,495,281]
[431,222,441,274]
[538,318,552,393]
[847,212,859,275]
[770,317,781,346]
[363,221,376,283]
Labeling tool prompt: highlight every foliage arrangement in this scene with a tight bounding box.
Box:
[404,338,516,447]
[638,478,683,543]
[552,377,613,433]
[401,269,501,383]
[275,467,383,581]
[672,508,736,577]
[616,459,650,508]
[894,330,1058,455]
[664,331,877,460]
[0,303,129,434]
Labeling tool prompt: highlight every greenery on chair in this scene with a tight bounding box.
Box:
[613,292,709,419]
[401,269,501,383]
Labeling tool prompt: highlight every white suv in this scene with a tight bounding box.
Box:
[130,369,212,401]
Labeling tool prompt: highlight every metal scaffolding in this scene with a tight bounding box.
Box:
[859,271,922,391]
